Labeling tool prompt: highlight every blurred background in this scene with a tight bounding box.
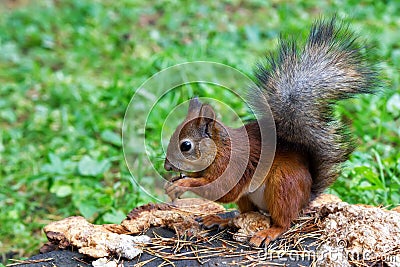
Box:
[0,0,399,262]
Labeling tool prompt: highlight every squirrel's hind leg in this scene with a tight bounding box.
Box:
[251,151,313,247]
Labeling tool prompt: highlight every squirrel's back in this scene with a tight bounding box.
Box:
[253,18,378,195]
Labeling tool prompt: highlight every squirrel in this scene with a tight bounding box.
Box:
[163,18,378,247]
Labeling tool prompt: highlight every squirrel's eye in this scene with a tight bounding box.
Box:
[180,140,192,152]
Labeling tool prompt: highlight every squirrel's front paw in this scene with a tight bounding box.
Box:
[164,179,187,201]
[201,214,231,229]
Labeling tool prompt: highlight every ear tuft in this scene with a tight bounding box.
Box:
[188,97,203,114]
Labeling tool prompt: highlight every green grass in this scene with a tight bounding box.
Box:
[0,0,399,262]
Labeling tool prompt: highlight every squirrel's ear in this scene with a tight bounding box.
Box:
[188,97,203,113]
[200,104,215,121]
[187,97,203,119]
[199,104,216,137]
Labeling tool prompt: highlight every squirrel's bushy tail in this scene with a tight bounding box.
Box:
[254,18,378,195]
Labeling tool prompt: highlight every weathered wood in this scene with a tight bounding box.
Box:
[16,196,400,267]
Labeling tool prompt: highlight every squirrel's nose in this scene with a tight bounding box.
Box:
[164,159,173,171]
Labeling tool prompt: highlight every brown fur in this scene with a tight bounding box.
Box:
[264,148,312,228]
[171,121,312,245]
[165,19,378,246]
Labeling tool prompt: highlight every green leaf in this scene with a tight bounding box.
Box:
[77,155,110,176]
[386,93,400,117]
[0,109,17,123]
[391,193,400,205]
[50,184,72,198]
[41,153,66,174]
[100,130,121,146]
[102,209,126,224]
[244,25,260,43]
[76,202,98,219]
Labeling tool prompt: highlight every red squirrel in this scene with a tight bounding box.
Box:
[163,18,378,246]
